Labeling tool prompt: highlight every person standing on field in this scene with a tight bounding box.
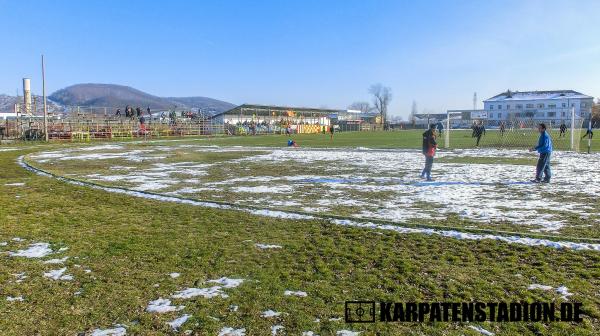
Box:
[421,124,437,181]
[329,125,335,140]
[474,122,486,147]
[559,122,567,137]
[530,123,553,183]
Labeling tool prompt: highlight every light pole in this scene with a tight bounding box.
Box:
[42,55,48,142]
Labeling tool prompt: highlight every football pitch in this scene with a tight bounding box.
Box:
[1,131,599,335]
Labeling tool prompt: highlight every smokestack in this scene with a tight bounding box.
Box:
[23,78,31,115]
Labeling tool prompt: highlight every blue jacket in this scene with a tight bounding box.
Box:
[535,131,553,154]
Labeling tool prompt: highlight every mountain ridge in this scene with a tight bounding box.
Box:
[1,83,236,114]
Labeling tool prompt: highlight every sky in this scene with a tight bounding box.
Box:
[1,0,599,118]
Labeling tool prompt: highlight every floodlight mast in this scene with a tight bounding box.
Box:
[42,55,48,142]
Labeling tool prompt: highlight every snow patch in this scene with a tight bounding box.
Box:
[43,256,69,264]
[271,325,284,335]
[171,286,227,299]
[218,327,246,336]
[284,290,307,297]
[146,298,185,313]
[468,325,495,336]
[166,314,191,330]
[9,242,53,258]
[256,243,283,249]
[6,296,24,302]
[90,326,127,336]
[43,268,73,281]
[261,310,282,318]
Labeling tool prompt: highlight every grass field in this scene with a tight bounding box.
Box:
[1,131,599,336]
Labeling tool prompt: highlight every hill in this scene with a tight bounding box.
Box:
[47,83,235,114]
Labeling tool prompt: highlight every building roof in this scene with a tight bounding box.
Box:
[213,104,347,118]
[485,90,593,102]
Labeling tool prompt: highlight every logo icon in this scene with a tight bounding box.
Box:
[345,301,376,323]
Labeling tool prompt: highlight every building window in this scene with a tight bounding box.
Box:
[506,104,510,109]
[548,104,556,108]
[581,103,587,108]
[537,103,544,108]
[562,112,566,117]
[516,104,523,109]
[526,104,534,108]
[498,105,502,109]
[548,112,556,117]
[562,103,567,108]
[498,113,501,118]
[490,105,494,110]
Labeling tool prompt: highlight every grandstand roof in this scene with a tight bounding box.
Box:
[485,90,593,102]
[214,104,344,117]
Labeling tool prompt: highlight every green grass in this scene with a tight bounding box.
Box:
[0,135,599,335]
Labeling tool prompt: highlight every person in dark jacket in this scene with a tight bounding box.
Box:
[582,123,594,139]
[421,124,438,181]
[474,122,486,147]
[529,123,553,183]
[559,122,567,137]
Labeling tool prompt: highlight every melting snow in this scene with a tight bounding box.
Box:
[218,327,246,336]
[90,326,127,336]
[261,310,282,318]
[43,256,69,264]
[468,325,495,336]
[556,286,573,299]
[171,286,228,299]
[6,296,24,302]
[146,298,185,313]
[256,243,283,249]
[333,219,600,251]
[337,331,361,336]
[9,243,53,258]
[5,182,25,186]
[271,325,284,335]
[207,277,245,288]
[284,290,308,297]
[528,284,553,291]
[166,314,191,330]
[43,268,73,281]
[169,272,181,278]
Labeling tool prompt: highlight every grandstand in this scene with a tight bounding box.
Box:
[211,104,379,135]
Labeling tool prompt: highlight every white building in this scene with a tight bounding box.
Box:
[483,90,594,123]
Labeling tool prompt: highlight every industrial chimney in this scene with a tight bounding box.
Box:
[23,78,31,115]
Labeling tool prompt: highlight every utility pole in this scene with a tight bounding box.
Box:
[42,55,48,142]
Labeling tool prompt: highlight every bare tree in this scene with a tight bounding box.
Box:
[409,100,419,126]
[348,101,373,113]
[368,84,392,124]
[592,99,600,126]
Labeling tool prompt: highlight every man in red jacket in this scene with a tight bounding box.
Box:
[420,124,438,181]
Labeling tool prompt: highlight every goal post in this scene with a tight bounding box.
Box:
[570,106,575,151]
[444,108,584,151]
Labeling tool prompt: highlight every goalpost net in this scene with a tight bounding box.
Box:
[444,109,585,151]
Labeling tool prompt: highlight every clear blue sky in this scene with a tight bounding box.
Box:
[1,0,599,117]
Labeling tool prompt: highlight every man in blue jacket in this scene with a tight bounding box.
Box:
[529,123,553,183]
